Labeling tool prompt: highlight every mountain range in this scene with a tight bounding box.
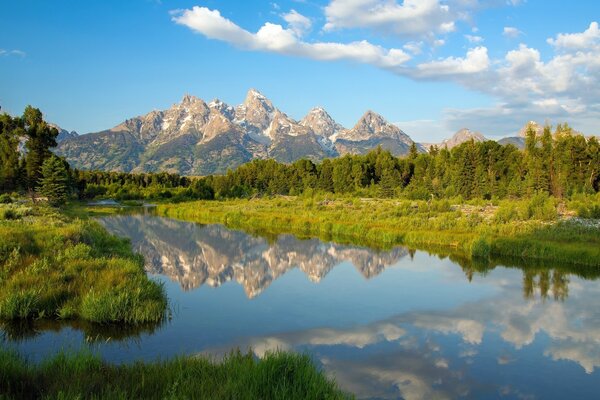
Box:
[53,89,547,175]
[53,89,419,175]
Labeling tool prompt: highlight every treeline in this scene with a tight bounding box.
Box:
[2,106,599,204]
[208,124,599,200]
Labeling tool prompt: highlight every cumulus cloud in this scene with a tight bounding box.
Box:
[409,46,490,78]
[173,6,600,137]
[282,9,312,36]
[547,21,600,50]
[323,0,456,38]
[172,6,411,69]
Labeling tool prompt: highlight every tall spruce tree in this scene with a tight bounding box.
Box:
[23,106,58,192]
[0,113,23,192]
[39,155,70,206]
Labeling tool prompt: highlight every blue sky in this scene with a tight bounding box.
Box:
[1,0,599,141]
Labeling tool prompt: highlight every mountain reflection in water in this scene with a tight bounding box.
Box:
[99,214,409,298]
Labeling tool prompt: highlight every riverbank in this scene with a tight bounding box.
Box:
[157,196,600,267]
[0,349,348,399]
[0,203,166,324]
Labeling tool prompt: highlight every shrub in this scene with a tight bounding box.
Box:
[1,208,20,220]
[527,192,557,221]
[0,194,12,204]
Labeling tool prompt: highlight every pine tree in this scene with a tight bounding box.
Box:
[39,156,70,206]
[0,113,23,192]
[23,106,58,191]
[408,142,419,160]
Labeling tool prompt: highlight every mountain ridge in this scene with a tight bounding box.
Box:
[53,90,572,175]
[55,89,422,175]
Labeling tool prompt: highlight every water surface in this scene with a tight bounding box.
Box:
[3,213,600,399]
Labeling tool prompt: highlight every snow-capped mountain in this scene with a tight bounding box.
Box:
[54,89,421,175]
[334,111,417,156]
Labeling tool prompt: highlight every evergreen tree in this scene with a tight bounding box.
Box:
[39,155,70,206]
[23,106,58,191]
[408,142,419,160]
[0,113,23,192]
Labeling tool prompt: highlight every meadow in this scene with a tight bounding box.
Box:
[157,193,600,267]
[0,203,167,324]
[0,349,348,400]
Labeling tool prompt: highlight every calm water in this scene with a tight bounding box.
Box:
[3,213,600,399]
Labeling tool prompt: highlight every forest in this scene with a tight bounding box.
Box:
[1,106,599,206]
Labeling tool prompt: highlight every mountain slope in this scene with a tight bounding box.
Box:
[54,89,422,174]
[334,111,415,156]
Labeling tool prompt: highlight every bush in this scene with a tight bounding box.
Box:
[578,204,600,219]
[527,192,557,221]
[0,194,12,204]
[1,209,20,220]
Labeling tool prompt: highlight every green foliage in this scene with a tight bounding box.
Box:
[0,349,348,400]
[23,106,59,190]
[39,155,70,207]
[526,192,557,221]
[0,194,12,204]
[0,205,167,323]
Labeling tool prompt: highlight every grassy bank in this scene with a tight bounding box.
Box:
[0,204,167,324]
[0,349,348,400]
[157,196,600,267]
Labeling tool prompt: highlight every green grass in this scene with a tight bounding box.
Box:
[0,204,167,324]
[0,349,349,400]
[156,196,600,267]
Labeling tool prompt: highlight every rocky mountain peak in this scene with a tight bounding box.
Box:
[49,123,79,142]
[300,107,344,139]
[519,121,543,137]
[355,111,389,134]
[242,88,274,110]
[208,98,235,120]
[440,128,486,148]
[180,94,203,106]
[266,111,312,139]
[234,89,277,143]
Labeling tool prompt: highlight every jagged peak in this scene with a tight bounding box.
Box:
[309,106,327,114]
[180,93,203,105]
[244,88,271,105]
[451,128,485,139]
[354,110,389,132]
[208,98,225,107]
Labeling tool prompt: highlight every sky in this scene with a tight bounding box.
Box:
[1,0,599,142]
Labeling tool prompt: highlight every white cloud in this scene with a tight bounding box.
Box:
[547,21,600,51]
[0,49,26,57]
[173,7,600,137]
[282,9,312,37]
[409,46,490,78]
[464,34,483,43]
[323,0,456,38]
[403,41,424,55]
[503,26,522,38]
[173,6,411,69]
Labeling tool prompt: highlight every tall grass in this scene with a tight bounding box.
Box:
[157,196,600,267]
[0,349,349,399]
[0,205,167,324]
